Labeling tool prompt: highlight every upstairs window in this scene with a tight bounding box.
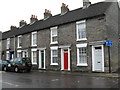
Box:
[17,35,22,48]
[6,38,10,49]
[31,32,37,46]
[51,27,58,44]
[76,20,87,41]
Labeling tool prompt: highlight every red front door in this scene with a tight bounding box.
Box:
[64,50,68,70]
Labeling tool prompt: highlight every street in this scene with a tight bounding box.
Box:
[0,70,119,88]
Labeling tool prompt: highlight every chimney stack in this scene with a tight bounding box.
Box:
[61,3,69,15]
[19,20,27,27]
[10,25,17,30]
[44,9,52,20]
[30,15,38,24]
[83,0,91,9]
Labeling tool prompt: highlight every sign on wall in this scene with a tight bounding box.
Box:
[106,40,112,46]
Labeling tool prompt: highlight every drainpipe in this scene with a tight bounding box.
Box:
[13,35,16,58]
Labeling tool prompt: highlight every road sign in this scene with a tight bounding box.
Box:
[106,40,112,46]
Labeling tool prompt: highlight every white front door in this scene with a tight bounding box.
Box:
[92,45,104,72]
[39,50,45,69]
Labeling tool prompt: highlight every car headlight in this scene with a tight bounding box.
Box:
[8,64,11,67]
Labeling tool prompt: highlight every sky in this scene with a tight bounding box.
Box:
[0,0,119,32]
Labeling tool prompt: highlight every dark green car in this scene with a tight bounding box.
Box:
[5,57,32,72]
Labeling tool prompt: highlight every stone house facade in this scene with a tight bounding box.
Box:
[1,1,119,73]
[0,31,2,60]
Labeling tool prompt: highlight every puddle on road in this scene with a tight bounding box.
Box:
[51,79,59,82]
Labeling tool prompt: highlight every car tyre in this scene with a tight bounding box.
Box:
[26,69,31,72]
[15,67,19,73]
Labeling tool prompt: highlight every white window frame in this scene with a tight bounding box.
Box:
[17,50,22,58]
[6,38,10,49]
[76,20,87,41]
[31,32,37,46]
[22,50,28,57]
[76,43,88,66]
[17,35,22,48]
[6,51,9,60]
[31,48,37,64]
[50,26,58,44]
[50,46,58,65]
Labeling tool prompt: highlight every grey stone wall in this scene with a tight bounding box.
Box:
[2,40,6,60]
[10,37,14,50]
[22,33,31,49]
[105,2,119,72]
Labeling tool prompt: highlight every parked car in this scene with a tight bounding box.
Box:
[0,60,10,71]
[5,57,32,72]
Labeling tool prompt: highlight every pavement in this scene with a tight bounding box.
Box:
[37,70,120,78]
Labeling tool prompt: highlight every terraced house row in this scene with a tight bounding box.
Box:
[1,0,119,73]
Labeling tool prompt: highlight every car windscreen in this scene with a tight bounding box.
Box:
[22,58,31,63]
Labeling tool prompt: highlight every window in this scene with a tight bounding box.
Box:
[6,51,9,60]
[22,51,28,57]
[6,38,10,49]
[17,50,22,58]
[17,35,22,48]
[50,47,58,65]
[31,49,37,64]
[51,27,58,44]
[76,20,87,41]
[31,32,37,46]
[76,43,87,66]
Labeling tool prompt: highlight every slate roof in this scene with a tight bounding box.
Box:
[2,2,112,40]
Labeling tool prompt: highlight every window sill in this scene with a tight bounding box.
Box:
[17,47,22,49]
[50,42,58,45]
[76,38,87,41]
[32,63,37,65]
[50,63,58,66]
[31,45,37,47]
[77,64,88,66]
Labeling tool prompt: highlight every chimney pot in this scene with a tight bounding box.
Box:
[30,15,38,24]
[31,15,34,18]
[62,3,66,7]
[19,20,27,27]
[44,9,52,20]
[10,25,17,30]
[83,0,91,9]
[61,3,69,15]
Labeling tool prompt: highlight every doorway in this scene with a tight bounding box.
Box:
[92,45,104,72]
[39,50,45,69]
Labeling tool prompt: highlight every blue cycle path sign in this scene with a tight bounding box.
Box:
[106,40,112,46]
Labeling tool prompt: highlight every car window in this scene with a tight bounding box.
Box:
[22,58,31,63]
[3,61,7,63]
[14,58,18,62]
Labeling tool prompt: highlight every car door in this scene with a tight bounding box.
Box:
[10,58,16,70]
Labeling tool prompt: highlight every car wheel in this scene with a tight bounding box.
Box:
[15,67,19,73]
[27,69,31,72]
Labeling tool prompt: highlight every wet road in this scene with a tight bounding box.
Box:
[0,70,119,88]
